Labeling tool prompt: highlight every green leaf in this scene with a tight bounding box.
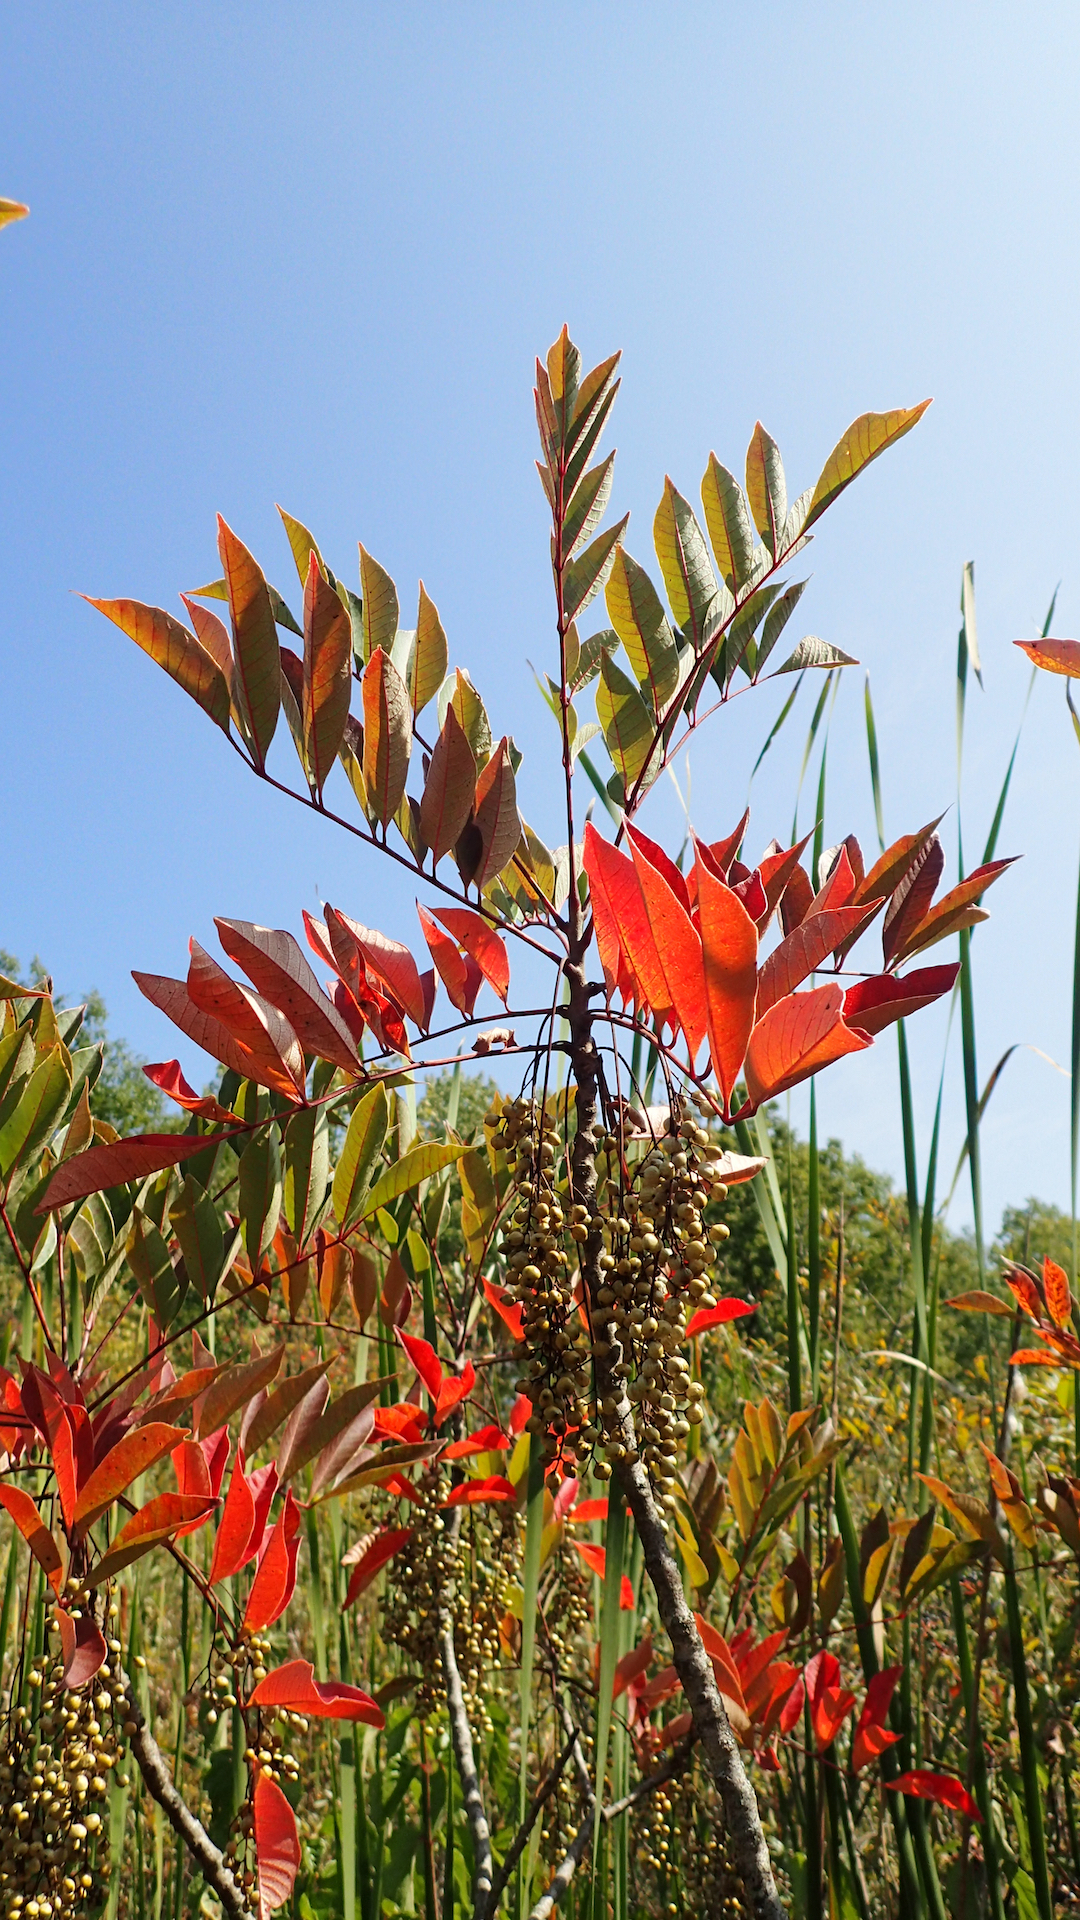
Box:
[722,581,787,686]
[217,517,280,770]
[776,636,858,675]
[803,402,932,532]
[604,547,680,711]
[169,1176,225,1302]
[566,625,618,694]
[745,422,787,556]
[283,1106,330,1248]
[84,599,232,736]
[277,505,326,587]
[755,581,808,677]
[238,1124,282,1266]
[333,1085,390,1229]
[563,514,629,625]
[438,667,491,767]
[362,648,413,827]
[409,584,448,718]
[653,478,723,649]
[563,452,616,562]
[701,455,756,592]
[596,654,659,789]
[0,1046,71,1179]
[126,1208,187,1329]
[359,545,399,665]
[267,585,302,637]
[358,1141,467,1221]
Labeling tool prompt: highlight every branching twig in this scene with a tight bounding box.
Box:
[527,1737,696,1920]
[123,1679,252,1920]
[485,1730,579,1915]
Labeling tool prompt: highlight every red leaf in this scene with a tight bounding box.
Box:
[743,983,871,1109]
[685,1299,755,1338]
[215,919,358,1070]
[887,1770,980,1820]
[56,1610,108,1690]
[372,1405,427,1443]
[443,1425,509,1460]
[582,821,637,1005]
[89,1493,217,1586]
[397,1331,443,1402]
[74,1423,187,1538]
[1004,1266,1043,1320]
[417,904,472,1014]
[435,1361,476,1429]
[804,1650,856,1751]
[419,703,477,864]
[779,1676,804,1734]
[0,1484,64,1593]
[807,844,857,916]
[754,834,813,926]
[132,969,271,1085]
[613,1631,654,1701]
[695,852,758,1110]
[567,1497,609,1524]
[187,940,305,1099]
[509,1394,532,1435]
[693,1614,748,1714]
[703,810,749,877]
[38,1128,241,1215]
[142,1060,234,1122]
[1015,637,1080,677]
[302,550,353,797]
[552,1477,579,1523]
[755,907,870,1019]
[327,910,426,1029]
[625,826,691,911]
[483,1276,524,1340]
[249,1657,385,1724]
[627,825,707,1064]
[344,1528,413,1606]
[572,1541,634,1607]
[209,1457,258,1585]
[254,1772,302,1916]
[583,825,670,1021]
[431,908,510,1004]
[842,964,959,1037]
[852,1665,903,1772]
[881,834,945,964]
[473,737,520,889]
[443,1475,516,1508]
[244,1490,302,1631]
[1044,1255,1073,1331]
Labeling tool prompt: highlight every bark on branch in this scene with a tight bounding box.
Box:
[123,1681,252,1920]
[440,1613,494,1920]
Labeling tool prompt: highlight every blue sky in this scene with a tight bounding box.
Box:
[4,1,1080,1231]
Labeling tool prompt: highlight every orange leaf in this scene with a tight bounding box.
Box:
[254,1772,302,1915]
[209,1458,258,1585]
[483,1276,524,1340]
[417,903,472,1014]
[419,704,477,863]
[88,1493,217,1587]
[694,852,758,1109]
[0,1484,64,1594]
[142,1059,234,1122]
[214,920,358,1071]
[187,940,305,1099]
[431,909,510,1004]
[583,826,670,1021]
[244,1490,302,1631]
[685,1299,754,1338]
[754,906,868,1019]
[1044,1256,1073,1331]
[627,825,707,1064]
[473,737,520,888]
[887,1770,980,1820]
[443,1475,516,1507]
[693,1613,748,1714]
[73,1423,187,1538]
[301,551,352,796]
[1014,637,1080,677]
[572,1541,634,1607]
[743,983,870,1109]
[581,821,638,1005]
[443,1425,509,1460]
[249,1657,384,1724]
[362,647,412,827]
[84,596,231,734]
[217,516,281,770]
[945,1290,1015,1317]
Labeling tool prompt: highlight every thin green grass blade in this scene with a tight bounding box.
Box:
[747,670,804,794]
[864,676,885,852]
[592,1484,628,1865]
[808,1084,821,1398]
[791,670,834,843]
[518,1434,546,1855]
[578,748,622,825]
[1005,1555,1054,1920]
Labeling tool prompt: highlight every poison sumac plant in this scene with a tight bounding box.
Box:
[0,333,1007,1920]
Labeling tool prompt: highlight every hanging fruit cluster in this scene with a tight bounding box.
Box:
[381,1469,460,1717]
[490,1091,737,1503]
[0,1607,128,1919]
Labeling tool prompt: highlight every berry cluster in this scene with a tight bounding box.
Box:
[0,1601,128,1919]
[381,1470,459,1716]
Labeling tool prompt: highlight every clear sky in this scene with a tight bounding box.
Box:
[4,2,1080,1233]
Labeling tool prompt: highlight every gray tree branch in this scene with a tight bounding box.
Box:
[439,1612,494,1920]
[123,1682,252,1920]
